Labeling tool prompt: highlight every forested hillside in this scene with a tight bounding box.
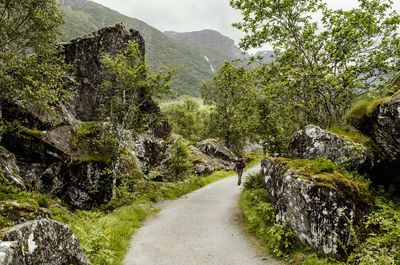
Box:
[57,0,234,97]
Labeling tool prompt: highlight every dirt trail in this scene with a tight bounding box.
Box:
[123,164,280,265]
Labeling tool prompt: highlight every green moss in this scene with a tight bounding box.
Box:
[345,90,400,128]
[191,156,204,165]
[273,157,371,204]
[75,156,111,165]
[23,128,42,138]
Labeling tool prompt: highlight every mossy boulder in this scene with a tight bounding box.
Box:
[261,157,372,256]
[0,201,50,228]
[0,219,90,265]
[289,125,367,171]
[349,92,400,190]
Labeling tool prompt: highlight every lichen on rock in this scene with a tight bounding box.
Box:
[0,219,90,265]
[288,125,367,171]
[261,157,372,255]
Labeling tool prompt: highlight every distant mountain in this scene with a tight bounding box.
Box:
[56,0,235,97]
[164,29,247,59]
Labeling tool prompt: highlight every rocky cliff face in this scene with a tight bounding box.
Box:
[63,23,145,121]
[261,158,372,255]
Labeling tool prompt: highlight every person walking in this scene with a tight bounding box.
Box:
[234,156,246,186]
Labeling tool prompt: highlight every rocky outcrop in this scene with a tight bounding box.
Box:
[0,219,90,265]
[288,125,367,171]
[0,147,25,190]
[0,24,172,209]
[354,93,400,162]
[63,23,145,121]
[261,158,372,255]
[350,93,400,189]
[196,139,236,162]
[189,139,236,175]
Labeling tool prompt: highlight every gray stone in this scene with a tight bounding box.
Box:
[289,125,367,171]
[358,93,400,162]
[196,139,236,162]
[1,219,90,265]
[133,133,165,170]
[352,93,400,190]
[189,145,232,175]
[261,158,372,255]
[0,147,25,190]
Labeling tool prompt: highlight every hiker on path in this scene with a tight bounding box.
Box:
[233,156,246,186]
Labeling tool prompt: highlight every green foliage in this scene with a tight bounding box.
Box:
[268,222,297,259]
[240,186,296,260]
[347,195,400,264]
[0,215,10,230]
[161,96,210,141]
[201,62,257,153]
[241,172,297,259]
[99,41,175,134]
[310,157,339,174]
[230,0,400,127]
[166,137,192,180]
[0,0,72,106]
[72,122,120,165]
[243,172,266,191]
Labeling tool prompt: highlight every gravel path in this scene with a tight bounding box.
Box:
[123,164,280,265]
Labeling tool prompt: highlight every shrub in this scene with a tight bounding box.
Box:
[243,171,266,191]
[166,137,192,179]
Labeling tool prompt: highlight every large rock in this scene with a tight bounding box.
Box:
[189,145,232,175]
[289,125,367,171]
[196,139,236,162]
[355,93,400,162]
[0,219,90,265]
[63,23,145,121]
[261,157,372,255]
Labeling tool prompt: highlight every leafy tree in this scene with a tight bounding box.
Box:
[230,0,400,127]
[201,62,257,153]
[166,137,192,180]
[99,41,175,140]
[0,0,69,105]
[162,97,210,141]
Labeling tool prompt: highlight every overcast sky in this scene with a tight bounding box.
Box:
[90,0,400,52]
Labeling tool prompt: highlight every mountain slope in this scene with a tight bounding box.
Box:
[57,0,233,97]
[164,29,247,59]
